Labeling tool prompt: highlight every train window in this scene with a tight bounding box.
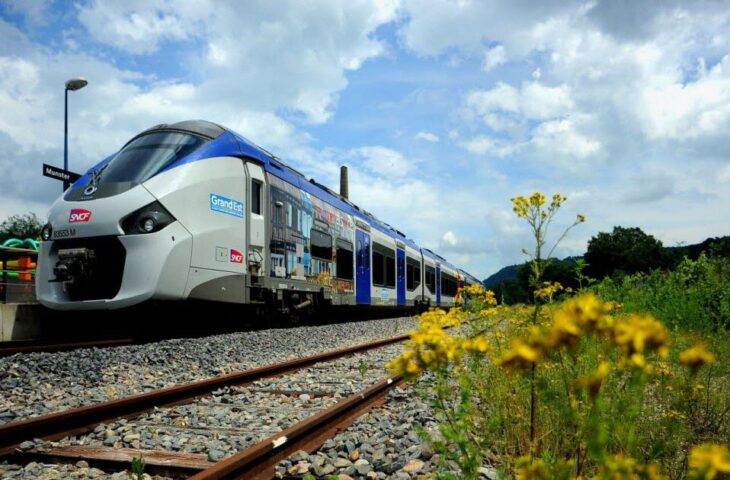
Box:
[364,240,370,269]
[310,229,332,261]
[425,266,436,293]
[372,251,384,285]
[251,180,262,215]
[406,257,421,291]
[385,254,395,288]
[441,273,457,296]
[372,242,395,288]
[336,239,353,280]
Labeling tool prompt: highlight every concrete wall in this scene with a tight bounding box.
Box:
[1,304,42,340]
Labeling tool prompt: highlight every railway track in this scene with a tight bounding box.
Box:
[1,334,409,479]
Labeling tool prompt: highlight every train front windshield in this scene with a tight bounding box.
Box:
[103,132,206,184]
[66,131,207,200]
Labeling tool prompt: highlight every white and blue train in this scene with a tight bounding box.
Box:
[36,120,481,313]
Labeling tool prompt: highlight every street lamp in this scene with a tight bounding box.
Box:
[64,77,88,190]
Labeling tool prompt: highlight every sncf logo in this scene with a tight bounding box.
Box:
[230,249,243,264]
[69,208,92,223]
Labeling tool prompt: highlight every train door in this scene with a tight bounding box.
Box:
[396,248,405,306]
[355,229,371,304]
[436,264,441,306]
[246,163,266,277]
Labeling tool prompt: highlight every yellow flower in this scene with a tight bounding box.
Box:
[679,343,716,370]
[551,193,567,208]
[611,313,669,357]
[577,213,586,222]
[463,284,498,306]
[688,444,730,480]
[497,339,542,370]
[515,457,550,480]
[654,362,672,378]
[575,361,610,397]
[630,353,647,369]
[594,454,667,480]
[530,192,546,207]
[543,293,612,349]
[462,335,490,354]
[534,281,563,300]
[546,310,583,349]
[512,196,530,218]
[387,308,474,376]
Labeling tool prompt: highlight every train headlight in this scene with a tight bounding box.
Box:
[121,201,175,235]
[142,218,156,233]
[41,223,53,241]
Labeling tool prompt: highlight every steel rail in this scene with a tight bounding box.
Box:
[189,375,404,480]
[0,333,408,456]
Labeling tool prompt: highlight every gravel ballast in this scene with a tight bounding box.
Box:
[0,316,415,425]
[277,383,499,480]
[1,341,408,479]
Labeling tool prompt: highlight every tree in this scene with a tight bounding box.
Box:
[584,226,667,280]
[0,213,44,243]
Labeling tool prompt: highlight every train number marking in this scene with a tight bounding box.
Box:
[53,228,76,239]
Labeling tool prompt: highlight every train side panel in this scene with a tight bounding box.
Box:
[144,156,248,303]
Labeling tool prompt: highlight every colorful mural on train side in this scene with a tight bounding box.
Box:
[268,174,355,293]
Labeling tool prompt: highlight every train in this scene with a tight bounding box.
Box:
[36,120,481,315]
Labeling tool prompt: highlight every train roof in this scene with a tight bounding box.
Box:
[79,120,455,269]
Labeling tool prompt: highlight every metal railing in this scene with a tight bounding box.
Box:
[0,246,38,304]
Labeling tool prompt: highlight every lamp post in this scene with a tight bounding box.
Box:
[64,78,88,190]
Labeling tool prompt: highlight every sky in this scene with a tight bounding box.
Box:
[1,0,729,280]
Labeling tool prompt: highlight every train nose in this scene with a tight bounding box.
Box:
[36,184,193,310]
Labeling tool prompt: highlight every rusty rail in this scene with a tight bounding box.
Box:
[189,375,404,480]
[0,333,408,456]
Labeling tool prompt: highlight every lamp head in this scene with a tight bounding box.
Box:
[65,78,88,91]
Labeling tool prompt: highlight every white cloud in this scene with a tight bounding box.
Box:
[459,135,519,158]
[530,118,602,160]
[460,80,588,162]
[75,0,399,123]
[483,44,506,71]
[466,81,573,121]
[638,55,730,141]
[350,146,413,177]
[415,131,439,142]
[442,230,457,246]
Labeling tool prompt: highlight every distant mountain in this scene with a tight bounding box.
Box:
[482,264,519,289]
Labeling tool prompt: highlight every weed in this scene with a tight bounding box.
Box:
[130,457,145,480]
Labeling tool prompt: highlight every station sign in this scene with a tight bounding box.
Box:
[43,164,81,183]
